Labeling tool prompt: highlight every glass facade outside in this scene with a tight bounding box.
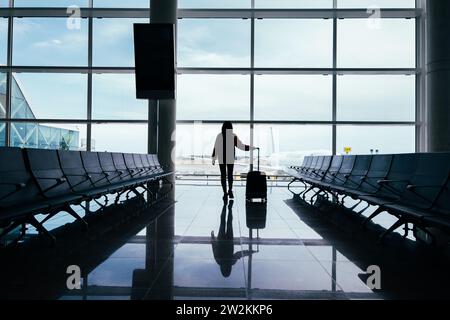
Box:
[0,72,80,149]
[10,122,80,150]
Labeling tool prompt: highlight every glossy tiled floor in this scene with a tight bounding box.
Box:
[1,184,449,300]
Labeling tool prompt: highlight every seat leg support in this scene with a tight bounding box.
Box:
[64,206,88,230]
[355,202,371,215]
[362,207,384,228]
[302,185,315,200]
[28,216,56,244]
[347,199,362,211]
[39,211,59,225]
[94,198,107,208]
[0,220,22,241]
[377,219,405,244]
[288,178,304,198]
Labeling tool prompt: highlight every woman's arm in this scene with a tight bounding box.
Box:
[212,137,217,159]
[212,135,219,164]
[211,148,216,165]
[235,135,256,151]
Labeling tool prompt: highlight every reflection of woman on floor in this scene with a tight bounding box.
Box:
[211,201,254,277]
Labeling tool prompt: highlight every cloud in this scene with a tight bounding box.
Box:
[94,18,147,45]
[32,31,87,49]
[91,74,147,120]
[179,46,249,67]
[33,39,63,48]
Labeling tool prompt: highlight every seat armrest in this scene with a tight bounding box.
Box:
[378,179,409,185]
[34,176,66,182]
[407,184,442,190]
[0,182,27,189]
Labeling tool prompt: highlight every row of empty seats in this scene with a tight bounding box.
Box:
[287,153,450,243]
[0,147,172,244]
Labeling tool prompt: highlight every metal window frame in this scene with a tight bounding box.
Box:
[415,0,427,152]
[86,0,93,151]
[0,8,420,19]
[249,0,255,170]
[332,0,337,155]
[0,5,423,154]
[3,0,14,147]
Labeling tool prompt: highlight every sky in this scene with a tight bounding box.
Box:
[9,0,149,8]
[0,1,417,163]
[178,1,415,9]
[0,18,7,65]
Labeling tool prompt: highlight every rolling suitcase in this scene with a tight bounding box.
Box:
[246,148,267,202]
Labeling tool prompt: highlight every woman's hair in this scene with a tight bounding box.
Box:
[220,263,232,278]
[221,121,233,136]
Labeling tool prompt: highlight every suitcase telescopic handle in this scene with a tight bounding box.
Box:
[256,147,260,171]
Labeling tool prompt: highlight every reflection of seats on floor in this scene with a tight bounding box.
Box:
[0,147,173,245]
[287,153,450,244]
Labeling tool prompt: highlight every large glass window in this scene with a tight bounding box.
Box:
[254,125,333,168]
[256,0,332,8]
[92,73,147,120]
[93,0,149,8]
[0,18,7,65]
[0,72,6,118]
[255,19,333,68]
[0,122,5,146]
[255,75,332,121]
[177,74,250,121]
[178,19,251,68]
[12,73,87,119]
[338,19,415,68]
[338,0,415,8]
[91,123,148,153]
[337,125,415,155]
[93,18,148,67]
[13,18,88,66]
[0,0,8,7]
[179,0,250,8]
[14,0,88,7]
[338,75,415,122]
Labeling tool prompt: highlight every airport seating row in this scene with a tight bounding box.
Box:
[287,153,450,243]
[0,147,172,243]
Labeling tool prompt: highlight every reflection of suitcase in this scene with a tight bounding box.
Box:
[246,202,267,229]
[246,148,267,202]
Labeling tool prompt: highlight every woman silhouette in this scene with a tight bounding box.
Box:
[212,121,256,201]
